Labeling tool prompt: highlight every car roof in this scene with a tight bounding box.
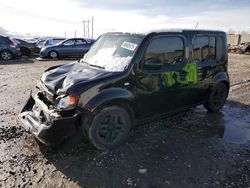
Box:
[0,34,9,38]
[105,29,226,36]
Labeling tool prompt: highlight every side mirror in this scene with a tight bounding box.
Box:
[144,58,163,70]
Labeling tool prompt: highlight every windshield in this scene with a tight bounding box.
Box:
[81,34,143,72]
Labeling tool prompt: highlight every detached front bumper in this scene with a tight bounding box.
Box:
[18,94,79,146]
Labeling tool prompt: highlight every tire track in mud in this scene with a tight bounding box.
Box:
[230,79,250,88]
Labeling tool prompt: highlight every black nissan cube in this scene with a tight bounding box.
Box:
[19,29,229,150]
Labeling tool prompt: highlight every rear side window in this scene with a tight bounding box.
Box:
[75,39,87,45]
[193,36,216,62]
[145,36,184,65]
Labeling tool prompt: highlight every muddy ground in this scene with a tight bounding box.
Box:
[0,54,250,188]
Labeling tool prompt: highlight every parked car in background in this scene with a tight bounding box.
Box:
[35,38,49,50]
[242,42,250,53]
[19,29,229,150]
[228,42,250,54]
[43,38,65,48]
[11,38,40,55]
[35,37,65,51]
[40,38,95,59]
[0,35,21,60]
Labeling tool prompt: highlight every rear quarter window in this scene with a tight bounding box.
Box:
[193,35,216,62]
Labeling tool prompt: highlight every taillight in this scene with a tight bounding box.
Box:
[8,39,16,48]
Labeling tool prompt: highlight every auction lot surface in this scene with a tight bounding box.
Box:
[0,54,250,188]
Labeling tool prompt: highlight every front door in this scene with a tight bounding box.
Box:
[135,35,193,118]
[60,39,75,56]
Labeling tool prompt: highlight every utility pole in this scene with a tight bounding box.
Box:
[195,22,199,29]
[82,17,94,38]
[92,17,94,38]
[87,19,90,38]
[82,20,85,37]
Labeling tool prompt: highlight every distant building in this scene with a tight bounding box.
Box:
[227,34,250,45]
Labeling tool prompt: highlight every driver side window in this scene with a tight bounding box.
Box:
[144,36,184,68]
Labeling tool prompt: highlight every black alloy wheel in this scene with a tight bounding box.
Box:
[204,82,228,112]
[87,106,132,150]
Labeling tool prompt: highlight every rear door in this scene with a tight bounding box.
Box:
[74,39,89,57]
[190,35,217,104]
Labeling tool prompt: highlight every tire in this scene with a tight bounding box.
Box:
[244,46,250,54]
[49,51,58,59]
[86,106,132,150]
[204,82,228,112]
[20,47,31,56]
[0,50,13,60]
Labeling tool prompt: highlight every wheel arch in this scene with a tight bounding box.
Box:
[79,88,135,121]
[95,98,135,122]
[80,90,135,138]
[212,72,230,90]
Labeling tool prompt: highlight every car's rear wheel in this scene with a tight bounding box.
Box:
[0,50,13,60]
[86,106,132,150]
[204,82,228,112]
[49,51,58,59]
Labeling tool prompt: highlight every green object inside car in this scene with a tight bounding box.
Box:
[162,63,198,87]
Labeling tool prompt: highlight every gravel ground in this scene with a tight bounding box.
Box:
[0,54,250,188]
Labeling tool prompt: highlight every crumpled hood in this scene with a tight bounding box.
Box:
[41,61,115,94]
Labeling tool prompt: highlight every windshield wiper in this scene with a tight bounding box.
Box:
[80,59,105,69]
[88,64,105,69]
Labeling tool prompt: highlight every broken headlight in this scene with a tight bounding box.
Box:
[56,95,79,110]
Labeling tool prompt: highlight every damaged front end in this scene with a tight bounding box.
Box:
[18,85,80,146]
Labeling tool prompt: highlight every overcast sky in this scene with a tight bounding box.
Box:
[0,0,249,38]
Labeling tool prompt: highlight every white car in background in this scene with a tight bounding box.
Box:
[35,37,65,50]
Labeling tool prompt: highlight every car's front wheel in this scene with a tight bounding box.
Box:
[49,51,59,59]
[0,50,13,61]
[86,106,132,150]
[204,82,228,112]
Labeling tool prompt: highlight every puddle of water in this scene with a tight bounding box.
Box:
[222,106,250,144]
[195,105,250,144]
[223,116,250,144]
[223,122,250,144]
